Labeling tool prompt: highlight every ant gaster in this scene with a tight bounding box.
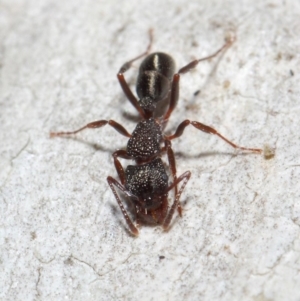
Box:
[50,31,262,236]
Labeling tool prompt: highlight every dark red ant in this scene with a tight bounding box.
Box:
[50,31,262,236]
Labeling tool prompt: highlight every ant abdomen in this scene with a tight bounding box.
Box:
[136,53,176,112]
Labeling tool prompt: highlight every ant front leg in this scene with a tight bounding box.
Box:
[117,29,153,118]
[50,120,131,138]
[167,120,262,153]
[163,36,235,121]
[163,171,191,231]
[164,140,182,216]
[107,176,139,236]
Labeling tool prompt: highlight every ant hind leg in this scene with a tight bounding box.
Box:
[117,29,153,118]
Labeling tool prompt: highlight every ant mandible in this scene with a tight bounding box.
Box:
[50,30,262,236]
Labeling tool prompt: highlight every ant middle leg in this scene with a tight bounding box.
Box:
[50,120,131,138]
[166,120,262,153]
[117,29,153,118]
[112,150,132,185]
[163,36,235,121]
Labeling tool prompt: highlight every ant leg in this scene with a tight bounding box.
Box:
[117,29,153,118]
[167,120,262,153]
[163,73,180,121]
[118,29,153,73]
[164,140,182,216]
[163,171,191,230]
[50,120,131,138]
[112,150,132,185]
[178,36,235,74]
[117,74,145,118]
[163,37,235,121]
[107,176,139,236]
[111,151,140,231]
[157,195,169,225]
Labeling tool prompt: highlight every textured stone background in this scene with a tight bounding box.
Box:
[1,0,299,300]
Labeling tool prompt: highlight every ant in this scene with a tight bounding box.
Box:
[50,31,262,236]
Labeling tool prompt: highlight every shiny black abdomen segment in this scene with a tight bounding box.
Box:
[136,53,176,102]
[138,52,175,80]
